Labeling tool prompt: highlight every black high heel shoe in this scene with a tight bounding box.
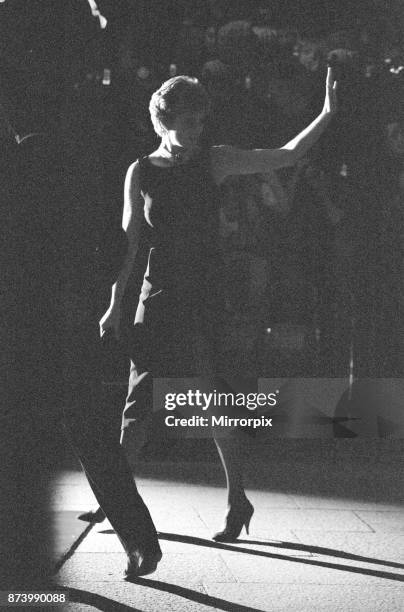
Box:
[212,498,254,542]
[124,547,162,579]
[77,506,106,523]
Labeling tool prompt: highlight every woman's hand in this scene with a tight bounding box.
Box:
[99,305,122,341]
[322,66,338,115]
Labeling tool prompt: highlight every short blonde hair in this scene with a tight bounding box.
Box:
[149,75,210,136]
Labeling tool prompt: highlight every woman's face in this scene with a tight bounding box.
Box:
[165,111,205,149]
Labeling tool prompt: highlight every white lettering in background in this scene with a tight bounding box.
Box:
[164,415,273,429]
[164,390,278,411]
[211,416,273,428]
[165,415,209,427]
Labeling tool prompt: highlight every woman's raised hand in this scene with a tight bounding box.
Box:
[99,305,122,341]
[322,66,338,115]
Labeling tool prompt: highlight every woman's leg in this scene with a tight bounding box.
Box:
[212,422,254,542]
[213,431,251,507]
[63,368,161,576]
[193,327,255,538]
[120,365,153,471]
[79,361,153,523]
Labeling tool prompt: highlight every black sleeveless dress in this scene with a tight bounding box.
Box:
[133,148,223,376]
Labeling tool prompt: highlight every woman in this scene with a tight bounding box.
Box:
[84,68,337,567]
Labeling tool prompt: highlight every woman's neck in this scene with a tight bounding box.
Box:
[160,137,183,156]
[159,138,198,164]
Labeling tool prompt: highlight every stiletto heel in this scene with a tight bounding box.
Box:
[244,513,252,535]
[212,498,254,542]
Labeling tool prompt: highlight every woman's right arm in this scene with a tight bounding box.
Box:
[99,160,144,339]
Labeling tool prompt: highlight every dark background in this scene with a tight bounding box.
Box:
[1,0,403,588]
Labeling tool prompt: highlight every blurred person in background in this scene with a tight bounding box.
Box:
[0,82,60,587]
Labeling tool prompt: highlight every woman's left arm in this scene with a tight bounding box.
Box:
[212,67,337,183]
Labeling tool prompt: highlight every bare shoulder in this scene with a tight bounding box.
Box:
[125,159,142,190]
[126,159,141,179]
[124,160,142,204]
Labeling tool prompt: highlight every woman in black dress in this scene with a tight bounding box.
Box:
[93,68,336,568]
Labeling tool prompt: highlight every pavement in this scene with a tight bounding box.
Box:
[50,438,404,612]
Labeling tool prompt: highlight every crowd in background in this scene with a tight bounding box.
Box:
[100,1,404,378]
[1,0,403,387]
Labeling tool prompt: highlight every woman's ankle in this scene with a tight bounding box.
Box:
[227,491,249,508]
